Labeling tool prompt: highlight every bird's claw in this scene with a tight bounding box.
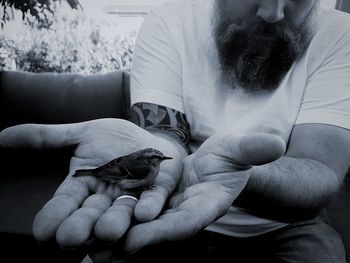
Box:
[142,185,158,191]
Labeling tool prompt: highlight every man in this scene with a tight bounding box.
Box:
[0,0,349,262]
[125,0,350,261]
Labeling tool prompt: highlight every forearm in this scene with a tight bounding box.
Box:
[129,102,190,159]
[234,156,341,222]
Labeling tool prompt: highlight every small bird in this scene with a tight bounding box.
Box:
[73,148,172,192]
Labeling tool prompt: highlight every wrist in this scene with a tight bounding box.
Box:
[148,129,189,158]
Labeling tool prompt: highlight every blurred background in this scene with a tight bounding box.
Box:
[0,0,337,74]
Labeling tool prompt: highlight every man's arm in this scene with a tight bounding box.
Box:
[234,123,350,221]
[129,102,190,157]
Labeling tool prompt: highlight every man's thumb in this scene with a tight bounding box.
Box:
[192,133,286,178]
[236,133,286,166]
[0,123,82,149]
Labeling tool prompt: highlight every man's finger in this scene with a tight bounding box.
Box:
[32,179,89,242]
[56,194,112,248]
[126,182,233,254]
[134,186,167,222]
[134,165,180,222]
[94,196,137,242]
[0,123,84,149]
[124,209,200,254]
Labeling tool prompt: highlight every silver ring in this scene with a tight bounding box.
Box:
[116,195,138,202]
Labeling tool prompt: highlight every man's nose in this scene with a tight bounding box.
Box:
[256,0,285,23]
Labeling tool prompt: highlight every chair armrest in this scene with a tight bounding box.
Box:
[0,70,130,129]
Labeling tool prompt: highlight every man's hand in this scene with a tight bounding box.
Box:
[0,118,183,248]
[123,133,286,253]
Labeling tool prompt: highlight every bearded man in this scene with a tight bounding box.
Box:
[127,0,350,261]
[1,0,349,262]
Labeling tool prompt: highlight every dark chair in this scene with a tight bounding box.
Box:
[0,70,349,262]
[0,70,130,262]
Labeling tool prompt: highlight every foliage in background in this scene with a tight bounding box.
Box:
[0,3,136,74]
[1,0,81,27]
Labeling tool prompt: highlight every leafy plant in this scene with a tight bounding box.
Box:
[1,0,81,27]
[0,5,136,74]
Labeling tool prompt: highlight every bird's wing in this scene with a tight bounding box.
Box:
[73,168,95,177]
[91,156,123,173]
[126,162,152,179]
[73,156,126,177]
[92,163,133,184]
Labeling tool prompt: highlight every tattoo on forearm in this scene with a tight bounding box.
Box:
[129,102,190,145]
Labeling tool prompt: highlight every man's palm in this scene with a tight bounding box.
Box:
[123,133,286,252]
[0,118,183,248]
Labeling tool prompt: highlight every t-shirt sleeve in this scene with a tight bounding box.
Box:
[295,31,350,130]
[130,7,184,113]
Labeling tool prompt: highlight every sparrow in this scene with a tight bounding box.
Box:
[72,148,172,192]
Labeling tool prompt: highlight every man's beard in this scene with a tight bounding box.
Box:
[213,7,317,92]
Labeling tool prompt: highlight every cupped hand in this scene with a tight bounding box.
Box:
[0,118,183,248]
[123,133,286,253]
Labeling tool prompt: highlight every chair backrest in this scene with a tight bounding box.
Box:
[0,70,130,129]
[337,0,350,13]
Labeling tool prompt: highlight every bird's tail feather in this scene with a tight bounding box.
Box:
[73,169,95,177]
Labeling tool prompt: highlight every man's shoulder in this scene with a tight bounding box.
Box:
[307,9,350,72]
[318,9,350,34]
[304,9,350,91]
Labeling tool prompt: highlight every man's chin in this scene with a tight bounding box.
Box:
[236,81,281,94]
[223,65,285,93]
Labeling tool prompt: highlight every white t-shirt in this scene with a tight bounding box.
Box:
[130,0,350,237]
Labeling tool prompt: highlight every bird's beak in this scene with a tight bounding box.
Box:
[161,156,173,160]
